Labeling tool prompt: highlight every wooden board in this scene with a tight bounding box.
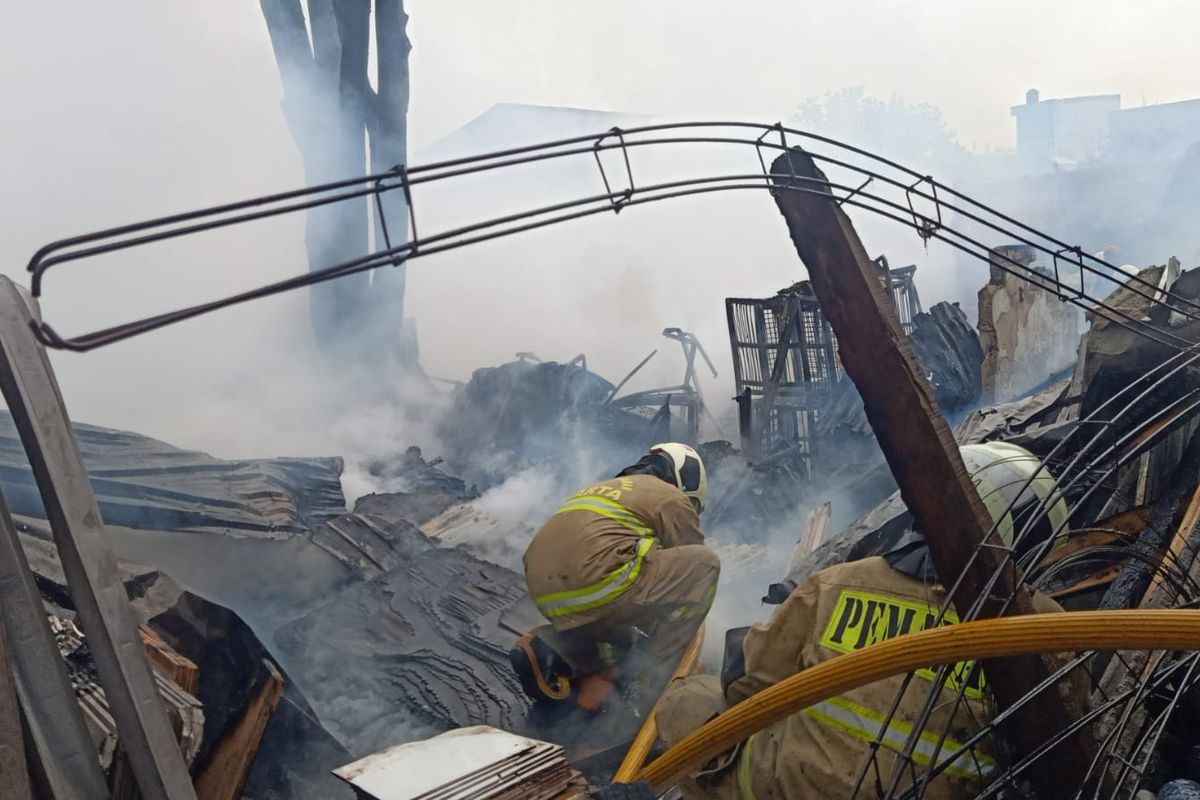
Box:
[140,625,199,695]
[194,659,284,800]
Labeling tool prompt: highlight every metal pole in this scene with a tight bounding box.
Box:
[736,388,754,459]
[0,597,33,800]
[0,277,195,800]
[0,481,108,799]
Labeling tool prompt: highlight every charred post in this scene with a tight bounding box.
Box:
[767,148,1095,794]
[260,0,414,364]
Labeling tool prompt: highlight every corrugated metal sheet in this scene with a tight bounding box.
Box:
[48,613,204,793]
[333,726,576,800]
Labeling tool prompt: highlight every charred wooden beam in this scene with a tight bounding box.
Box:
[1101,423,1200,612]
[1092,480,1200,785]
[195,660,284,800]
[768,148,1094,795]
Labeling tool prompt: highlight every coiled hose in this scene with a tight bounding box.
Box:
[636,609,1200,790]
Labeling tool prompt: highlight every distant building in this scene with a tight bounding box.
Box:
[1109,97,1200,158]
[949,88,1200,296]
[1010,88,1121,163]
[1010,88,1200,165]
[417,103,649,162]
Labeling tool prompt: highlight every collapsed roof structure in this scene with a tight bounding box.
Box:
[6,121,1200,800]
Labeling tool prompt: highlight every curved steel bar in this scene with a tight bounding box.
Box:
[862,347,1200,797]
[29,175,1195,353]
[24,122,1200,352]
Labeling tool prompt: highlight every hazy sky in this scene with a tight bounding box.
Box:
[1,1,1196,457]
[404,0,1200,152]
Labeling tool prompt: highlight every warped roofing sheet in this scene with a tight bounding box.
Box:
[333,726,572,800]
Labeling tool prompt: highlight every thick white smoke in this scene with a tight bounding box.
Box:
[4,2,1198,476]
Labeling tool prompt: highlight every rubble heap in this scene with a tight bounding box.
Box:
[978,244,1081,403]
[0,419,538,798]
[438,359,674,489]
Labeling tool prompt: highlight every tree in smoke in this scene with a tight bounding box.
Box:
[791,87,968,175]
[260,0,415,367]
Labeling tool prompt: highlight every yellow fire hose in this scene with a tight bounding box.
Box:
[635,609,1200,790]
[612,625,706,783]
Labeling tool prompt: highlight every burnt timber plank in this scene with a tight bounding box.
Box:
[195,660,284,800]
[768,148,1093,794]
[1101,424,1200,611]
[140,626,200,696]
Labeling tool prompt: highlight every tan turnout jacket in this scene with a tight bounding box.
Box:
[660,557,1007,800]
[523,474,703,630]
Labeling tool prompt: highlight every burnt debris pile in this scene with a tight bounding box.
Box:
[0,246,1117,797]
[0,412,531,796]
[438,357,672,490]
[15,251,1200,799]
[758,258,1200,797]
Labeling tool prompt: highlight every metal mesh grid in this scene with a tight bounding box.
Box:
[889,264,923,334]
[725,286,840,464]
[838,344,1200,800]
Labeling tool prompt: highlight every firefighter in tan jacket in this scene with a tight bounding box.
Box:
[660,557,1006,800]
[657,441,1079,799]
[514,443,720,702]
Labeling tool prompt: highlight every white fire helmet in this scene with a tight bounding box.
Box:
[650,442,708,513]
[960,441,1068,553]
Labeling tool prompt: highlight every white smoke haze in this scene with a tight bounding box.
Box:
[473,466,562,521]
[4,0,1197,476]
[6,6,1200,693]
[8,6,1200,783]
[420,465,561,571]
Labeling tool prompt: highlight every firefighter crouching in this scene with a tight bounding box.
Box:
[511,443,720,706]
[657,441,1084,799]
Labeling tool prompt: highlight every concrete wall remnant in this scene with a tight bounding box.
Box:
[979,244,1081,403]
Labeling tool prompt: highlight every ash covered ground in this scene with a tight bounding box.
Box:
[16,258,1200,797]
[4,285,1006,796]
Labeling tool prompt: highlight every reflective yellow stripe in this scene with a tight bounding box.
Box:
[803,695,995,781]
[819,589,986,699]
[597,641,619,665]
[737,734,758,800]
[533,537,655,618]
[556,495,654,537]
[665,584,717,623]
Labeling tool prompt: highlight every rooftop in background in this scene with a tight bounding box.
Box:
[416,103,651,163]
[1011,87,1200,165]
